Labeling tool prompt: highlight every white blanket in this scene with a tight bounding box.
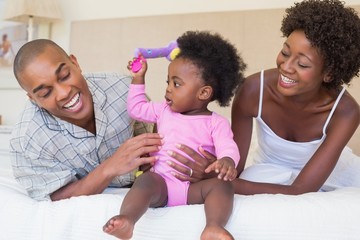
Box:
[1,127,360,240]
[1,168,360,240]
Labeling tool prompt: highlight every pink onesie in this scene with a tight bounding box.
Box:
[127,84,240,206]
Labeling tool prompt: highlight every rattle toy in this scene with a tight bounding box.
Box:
[131,40,180,73]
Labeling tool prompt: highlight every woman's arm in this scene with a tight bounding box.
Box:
[288,93,360,193]
[232,84,360,195]
[231,71,261,174]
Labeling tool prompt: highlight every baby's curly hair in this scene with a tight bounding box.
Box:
[281,0,360,89]
[176,30,247,107]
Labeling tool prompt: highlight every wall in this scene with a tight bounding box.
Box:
[0,68,27,125]
[70,7,360,155]
[50,0,360,51]
[2,0,336,124]
[70,9,284,115]
[0,0,359,153]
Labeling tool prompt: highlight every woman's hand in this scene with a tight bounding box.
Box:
[167,144,216,183]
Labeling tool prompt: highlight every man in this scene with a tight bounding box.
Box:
[10,39,163,201]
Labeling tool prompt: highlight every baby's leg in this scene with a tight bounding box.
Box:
[188,178,235,240]
[103,172,167,239]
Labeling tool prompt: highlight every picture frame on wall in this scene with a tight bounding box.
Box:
[0,23,27,68]
[0,23,29,89]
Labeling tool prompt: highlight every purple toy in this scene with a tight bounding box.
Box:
[131,40,180,73]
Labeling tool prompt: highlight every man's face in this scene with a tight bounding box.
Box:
[20,46,94,129]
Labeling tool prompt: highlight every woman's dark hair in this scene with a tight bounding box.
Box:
[281,0,360,89]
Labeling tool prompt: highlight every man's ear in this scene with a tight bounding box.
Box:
[69,54,82,71]
[27,93,37,105]
[198,86,213,101]
[27,92,33,101]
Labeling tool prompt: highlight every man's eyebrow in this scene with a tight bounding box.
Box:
[55,63,66,76]
[32,84,45,94]
[32,63,66,94]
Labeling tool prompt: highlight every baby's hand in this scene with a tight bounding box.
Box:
[127,56,147,72]
[130,56,143,73]
[204,157,237,181]
[127,55,147,84]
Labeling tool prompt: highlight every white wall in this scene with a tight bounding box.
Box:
[1,0,360,125]
[0,89,27,125]
[52,0,360,52]
[3,0,360,55]
[2,0,360,51]
[0,68,27,125]
[54,0,311,50]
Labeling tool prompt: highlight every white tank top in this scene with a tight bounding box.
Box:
[253,70,346,168]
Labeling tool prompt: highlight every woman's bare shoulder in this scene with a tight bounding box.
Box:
[241,68,278,94]
[337,90,360,122]
[233,69,276,116]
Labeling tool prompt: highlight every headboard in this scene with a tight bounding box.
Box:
[70,7,360,155]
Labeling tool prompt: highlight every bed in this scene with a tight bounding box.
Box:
[1,126,360,240]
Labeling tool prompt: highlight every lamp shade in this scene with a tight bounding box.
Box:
[2,0,62,41]
[3,0,62,24]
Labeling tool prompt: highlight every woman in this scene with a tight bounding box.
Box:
[170,0,360,195]
[231,0,360,194]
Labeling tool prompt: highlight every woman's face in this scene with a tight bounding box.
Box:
[276,30,328,98]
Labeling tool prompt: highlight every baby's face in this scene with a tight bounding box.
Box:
[166,58,210,115]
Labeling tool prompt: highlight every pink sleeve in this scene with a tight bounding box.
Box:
[127,84,163,123]
[211,113,240,167]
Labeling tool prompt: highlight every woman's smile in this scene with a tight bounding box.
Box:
[279,74,298,88]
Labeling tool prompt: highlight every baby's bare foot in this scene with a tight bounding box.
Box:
[103,215,134,239]
[201,225,234,240]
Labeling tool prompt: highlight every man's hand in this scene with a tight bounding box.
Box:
[106,133,162,177]
[51,133,162,201]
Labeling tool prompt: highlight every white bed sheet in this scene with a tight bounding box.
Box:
[1,167,360,240]
[1,127,360,240]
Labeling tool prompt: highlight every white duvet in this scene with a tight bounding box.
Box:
[1,128,360,240]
